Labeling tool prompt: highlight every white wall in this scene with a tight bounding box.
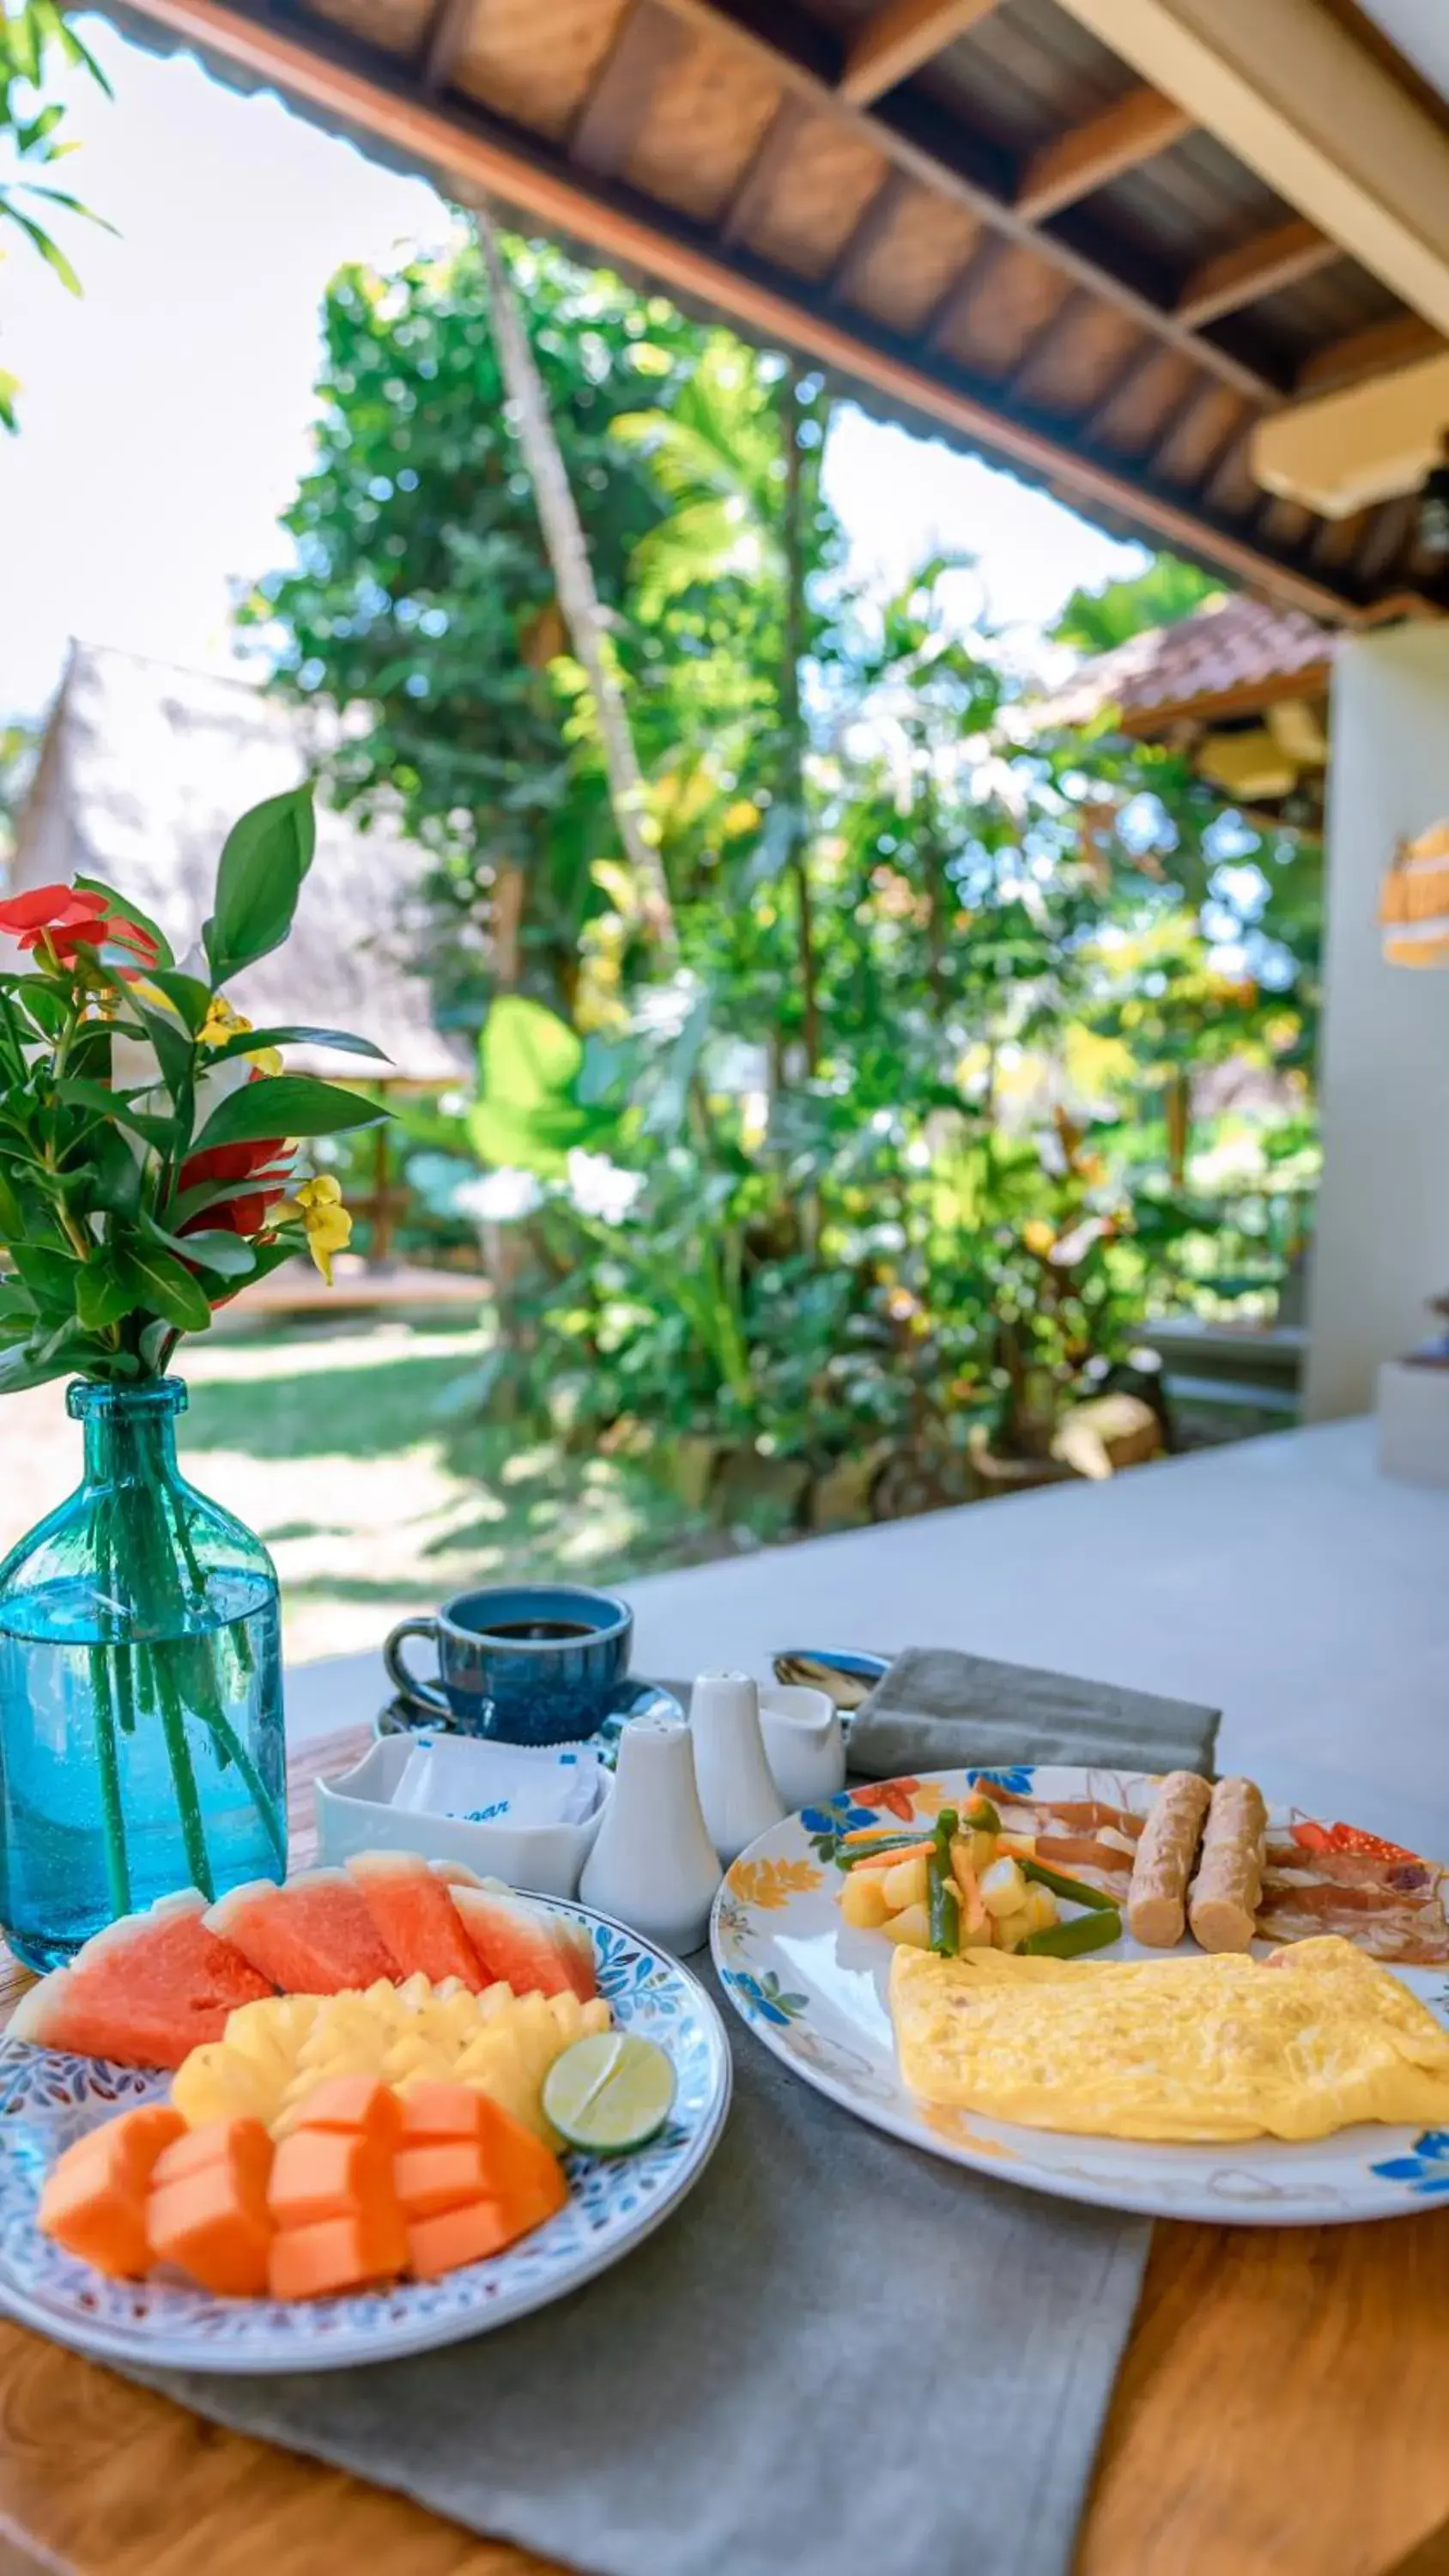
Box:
[1305,621,1449,1418]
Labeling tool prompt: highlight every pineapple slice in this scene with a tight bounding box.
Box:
[171,2038,282,2130]
[170,1973,614,2144]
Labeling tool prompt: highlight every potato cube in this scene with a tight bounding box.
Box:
[979,1856,1028,1919]
[881,1853,929,1913]
[992,1907,1033,1952]
[1022,1882,1057,1935]
[840,1868,893,1930]
[881,1901,932,1949]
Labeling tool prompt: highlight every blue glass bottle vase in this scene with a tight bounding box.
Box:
[0,1377,287,1971]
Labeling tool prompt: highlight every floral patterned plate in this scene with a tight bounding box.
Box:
[711,1766,1449,2227]
[0,1902,731,2372]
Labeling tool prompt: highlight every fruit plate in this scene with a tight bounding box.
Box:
[711,1765,1449,2227]
[0,1901,731,2372]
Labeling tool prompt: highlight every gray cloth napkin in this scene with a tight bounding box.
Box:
[124,1966,1150,2576]
[849,1644,1220,1782]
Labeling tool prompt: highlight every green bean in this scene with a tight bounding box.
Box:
[1022,1906,1122,1959]
[927,1850,961,1956]
[1022,1856,1121,1912]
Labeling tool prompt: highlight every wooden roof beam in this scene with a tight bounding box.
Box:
[1047,0,1449,338]
[1297,309,1445,394]
[121,0,1361,619]
[652,0,1285,400]
[840,0,1002,109]
[569,2,688,179]
[1016,85,1191,223]
[1176,216,1340,327]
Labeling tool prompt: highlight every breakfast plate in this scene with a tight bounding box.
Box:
[0,1902,731,2372]
[711,1766,1449,2226]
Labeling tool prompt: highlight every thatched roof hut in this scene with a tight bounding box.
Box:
[10,642,464,1084]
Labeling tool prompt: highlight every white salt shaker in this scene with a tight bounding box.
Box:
[579,1713,722,1955]
[689,1669,787,1864]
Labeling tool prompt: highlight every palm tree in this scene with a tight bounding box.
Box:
[467,201,677,969]
[613,338,828,1069]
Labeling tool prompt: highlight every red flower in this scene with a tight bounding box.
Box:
[178,1136,293,1244]
[179,1139,288,1190]
[0,883,159,971]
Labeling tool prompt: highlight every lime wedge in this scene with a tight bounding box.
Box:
[542,2032,676,2154]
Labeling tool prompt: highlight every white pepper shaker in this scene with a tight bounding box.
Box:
[689,1669,787,1864]
[579,1712,722,1955]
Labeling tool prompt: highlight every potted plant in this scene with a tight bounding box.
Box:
[0,786,387,1969]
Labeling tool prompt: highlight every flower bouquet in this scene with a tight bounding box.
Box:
[0,786,389,1966]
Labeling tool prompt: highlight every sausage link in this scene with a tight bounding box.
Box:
[1125,1771,1212,1947]
[1188,1777,1268,1953]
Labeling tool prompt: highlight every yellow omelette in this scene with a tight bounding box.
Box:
[888,1935,1449,2143]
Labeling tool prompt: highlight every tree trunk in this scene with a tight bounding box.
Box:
[468,203,678,967]
[1165,1068,1191,1186]
[780,363,820,1076]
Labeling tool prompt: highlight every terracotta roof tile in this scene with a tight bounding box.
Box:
[1038,594,1336,732]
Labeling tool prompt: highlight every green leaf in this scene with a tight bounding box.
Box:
[468,996,608,1176]
[76,1255,136,1332]
[8,1241,77,1310]
[55,1076,177,1151]
[71,1121,142,1218]
[138,1317,173,1373]
[142,969,212,1033]
[144,1222,256,1279]
[0,1163,27,1238]
[72,877,176,972]
[113,1242,214,1334]
[203,787,318,982]
[204,1024,391,1066]
[0,1342,74,1395]
[480,995,584,1106]
[194,1072,386,1151]
[7,205,82,296]
[120,994,194,1105]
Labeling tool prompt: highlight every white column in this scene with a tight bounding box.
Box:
[1305,620,1449,1419]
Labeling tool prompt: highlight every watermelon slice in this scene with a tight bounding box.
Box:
[10,1892,275,2072]
[446,1884,597,2003]
[206,1870,399,1995]
[345,1853,489,1992]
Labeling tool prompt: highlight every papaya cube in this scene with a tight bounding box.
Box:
[405,2197,518,2279]
[39,2105,186,2280]
[269,2129,387,2231]
[153,2116,273,2198]
[397,2082,493,2146]
[394,2142,491,2221]
[147,2166,273,2297]
[474,2097,569,2220]
[288,2075,402,2144]
[267,2206,407,2301]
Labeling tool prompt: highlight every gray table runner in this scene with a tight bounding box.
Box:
[120,1658,1223,2576]
[127,1969,1149,2576]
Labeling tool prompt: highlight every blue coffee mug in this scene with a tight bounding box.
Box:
[383,1583,633,1745]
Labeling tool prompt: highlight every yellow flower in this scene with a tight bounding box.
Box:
[276,1173,352,1285]
[1022,1218,1055,1257]
[200,993,282,1076]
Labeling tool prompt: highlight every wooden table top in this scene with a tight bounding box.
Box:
[2,1728,1448,2576]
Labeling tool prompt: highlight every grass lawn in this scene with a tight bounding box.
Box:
[0,1318,731,1669]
